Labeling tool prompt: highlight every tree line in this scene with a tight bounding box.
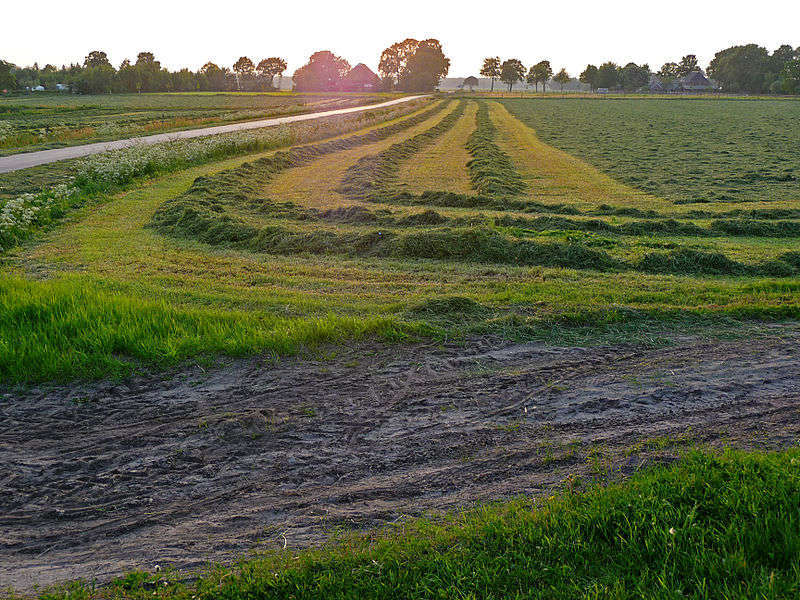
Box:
[0,39,451,95]
[0,51,287,94]
[478,44,799,94]
[3,41,797,96]
[480,57,570,92]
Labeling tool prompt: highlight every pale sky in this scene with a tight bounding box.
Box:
[5,0,799,78]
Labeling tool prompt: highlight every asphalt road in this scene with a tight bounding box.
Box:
[0,95,427,174]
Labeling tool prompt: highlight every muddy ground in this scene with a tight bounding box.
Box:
[3,325,800,592]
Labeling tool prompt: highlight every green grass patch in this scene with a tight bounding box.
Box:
[0,275,409,384]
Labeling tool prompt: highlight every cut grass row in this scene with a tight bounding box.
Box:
[27,447,800,599]
[337,100,467,201]
[5,98,800,383]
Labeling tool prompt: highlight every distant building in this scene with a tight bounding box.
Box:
[461,76,479,91]
[340,64,381,92]
[649,71,717,93]
[680,70,716,91]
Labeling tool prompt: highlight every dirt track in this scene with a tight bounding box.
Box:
[3,325,800,591]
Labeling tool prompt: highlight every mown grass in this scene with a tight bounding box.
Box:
[3,97,800,383]
[26,447,800,599]
[500,97,800,205]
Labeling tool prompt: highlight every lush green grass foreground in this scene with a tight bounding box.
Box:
[38,448,800,599]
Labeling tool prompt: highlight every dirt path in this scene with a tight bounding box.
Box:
[0,96,427,174]
[3,325,800,591]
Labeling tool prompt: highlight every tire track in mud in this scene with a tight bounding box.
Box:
[2,325,800,590]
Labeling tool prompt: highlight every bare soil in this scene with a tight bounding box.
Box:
[3,325,800,592]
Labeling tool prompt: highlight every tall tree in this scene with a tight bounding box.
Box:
[200,61,228,91]
[658,62,680,78]
[233,56,255,77]
[378,38,419,88]
[117,59,139,92]
[293,50,350,92]
[530,60,553,92]
[553,68,571,92]
[84,50,111,69]
[677,54,700,76]
[398,39,450,92]
[708,44,770,93]
[480,57,501,92]
[579,64,599,91]
[0,60,16,91]
[500,59,525,91]
[596,61,620,89]
[134,52,163,92]
[770,44,797,74]
[619,62,650,91]
[256,57,287,89]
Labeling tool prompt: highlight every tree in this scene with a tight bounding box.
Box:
[117,59,139,92]
[770,44,797,73]
[553,68,570,92]
[134,52,163,92]
[293,50,351,92]
[0,60,16,91]
[232,56,255,89]
[677,54,700,76]
[500,59,525,91]
[75,64,115,94]
[398,39,450,92]
[378,38,419,88]
[530,60,553,92]
[256,57,287,89]
[171,68,197,92]
[462,76,479,91]
[579,64,598,91]
[658,62,680,78]
[480,57,501,91]
[84,50,111,69]
[708,44,770,93]
[200,61,228,91]
[619,62,650,91]
[596,61,619,89]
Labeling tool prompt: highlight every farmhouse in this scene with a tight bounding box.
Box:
[649,71,717,93]
[681,70,716,91]
[341,63,381,92]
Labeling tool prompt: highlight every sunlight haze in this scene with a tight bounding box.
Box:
[7,0,799,76]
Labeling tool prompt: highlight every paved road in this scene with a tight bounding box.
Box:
[0,95,427,174]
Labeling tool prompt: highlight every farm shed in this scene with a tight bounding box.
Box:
[341,63,381,92]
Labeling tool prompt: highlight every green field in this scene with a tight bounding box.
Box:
[0,92,387,155]
[4,92,800,599]
[2,95,800,382]
[501,97,800,204]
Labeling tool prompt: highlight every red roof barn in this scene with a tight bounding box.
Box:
[340,63,381,92]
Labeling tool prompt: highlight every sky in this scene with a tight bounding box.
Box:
[5,0,799,78]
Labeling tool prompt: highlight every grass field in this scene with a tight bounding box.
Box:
[500,97,800,205]
[22,447,800,599]
[0,92,389,155]
[3,93,800,598]
[3,96,800,382]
